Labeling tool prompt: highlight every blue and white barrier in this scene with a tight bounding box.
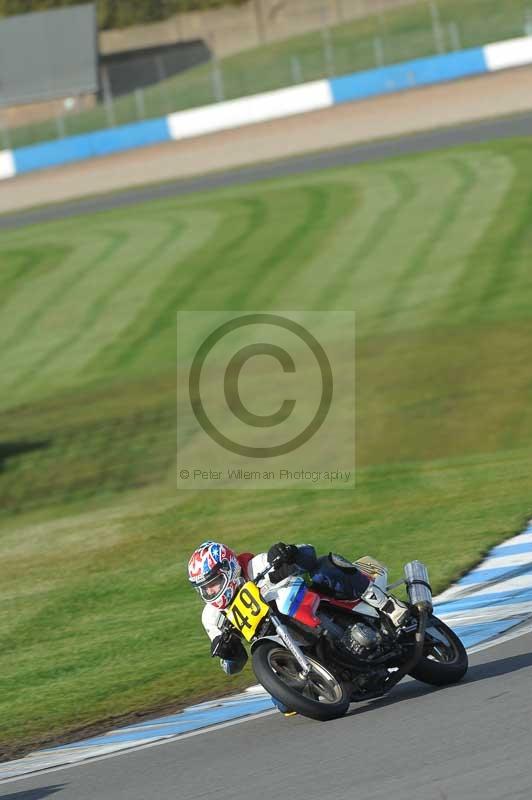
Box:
[484,36,532,71]
[1,34,532,181]
[4,117,172,177]
[167,79,332,141]
[329,46,486,104]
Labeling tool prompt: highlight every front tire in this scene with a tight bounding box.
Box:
[409,616,468,686]
[252,640,350,721]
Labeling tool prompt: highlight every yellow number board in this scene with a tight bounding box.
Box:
[226,581,269,641]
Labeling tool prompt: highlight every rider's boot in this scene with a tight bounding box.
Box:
[270,696,296,717]
[361,583,409,628]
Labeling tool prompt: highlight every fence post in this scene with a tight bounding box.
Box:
[253,0,266,44]
[290,54,303,84]
[204,30,225,103]
[0,108,11,150]
[155,55,173,114]
[54,102,66,139]
[429,0,445,54]
[155,55,166,83]
[209,34,225,103]
[321,11,335,77]
[211,60,225,102]
[100,65,116,127]
[134,88,146,120]
[448,21,461,51]
[374,36,385,67]
[333,0,343,24]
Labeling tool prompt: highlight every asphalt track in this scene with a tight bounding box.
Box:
[2,110,532,232]
[2,629,532,800]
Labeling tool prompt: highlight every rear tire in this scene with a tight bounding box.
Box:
[409,616,468,686]
[252,640,350,721]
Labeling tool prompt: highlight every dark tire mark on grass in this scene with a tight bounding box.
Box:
[2,232,127,383]
[480,185,532,309]
[226,184,328,309]
[0,245,72,312]
[252,179,357,311]
[316,169,416,311]
[373,157,477,327]
[21,219,186,387]
[113,195,266,370]
[445,153,518,320]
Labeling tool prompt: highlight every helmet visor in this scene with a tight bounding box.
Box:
[198,572,228,603]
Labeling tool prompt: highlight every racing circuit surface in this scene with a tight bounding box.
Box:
[2,630,532,799]
[2,112,532,798]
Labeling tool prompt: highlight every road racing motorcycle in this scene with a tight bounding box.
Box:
[216,556,468,720]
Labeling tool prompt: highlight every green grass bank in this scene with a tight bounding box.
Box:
[1,136,532,754]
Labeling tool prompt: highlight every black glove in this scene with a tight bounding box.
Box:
[211,633,242,661]
[268,542,298,567]
[268,542,299,584]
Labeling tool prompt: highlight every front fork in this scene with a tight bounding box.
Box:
[270,613,312,677]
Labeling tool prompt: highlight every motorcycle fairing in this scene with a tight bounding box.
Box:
[268,574,381,628]
[272,575,321,628]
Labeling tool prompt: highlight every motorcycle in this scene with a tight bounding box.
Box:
[215,555,468,720]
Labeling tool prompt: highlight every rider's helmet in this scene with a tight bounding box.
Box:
[187,541,241,610]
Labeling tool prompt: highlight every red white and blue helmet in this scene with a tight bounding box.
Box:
[187,541,241,610]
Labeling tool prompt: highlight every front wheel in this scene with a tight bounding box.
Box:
[409,616,468,686]
[252,640,350,721]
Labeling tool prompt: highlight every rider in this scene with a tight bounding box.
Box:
[187,540,408,686]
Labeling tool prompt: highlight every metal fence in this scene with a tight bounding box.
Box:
[1,0,530,151]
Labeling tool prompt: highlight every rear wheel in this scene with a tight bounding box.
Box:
[409,616,468,686]
[252,640,350,721]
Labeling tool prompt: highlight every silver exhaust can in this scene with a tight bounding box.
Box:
[404,561,433,612]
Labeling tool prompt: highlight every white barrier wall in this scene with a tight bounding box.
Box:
[484,36,532,71]
[0,149,15,180]
[167,80,333,141]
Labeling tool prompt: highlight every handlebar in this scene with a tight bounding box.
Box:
[253,559,282,584]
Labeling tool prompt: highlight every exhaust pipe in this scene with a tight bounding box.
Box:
[404,560,433,613]
[383,561,432,691]
[384,606,427,691]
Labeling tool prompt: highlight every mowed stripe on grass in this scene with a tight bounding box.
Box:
[1,139,532,752]
[1,212,221,403]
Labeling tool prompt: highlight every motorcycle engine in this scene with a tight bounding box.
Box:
[342,622,382,658]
